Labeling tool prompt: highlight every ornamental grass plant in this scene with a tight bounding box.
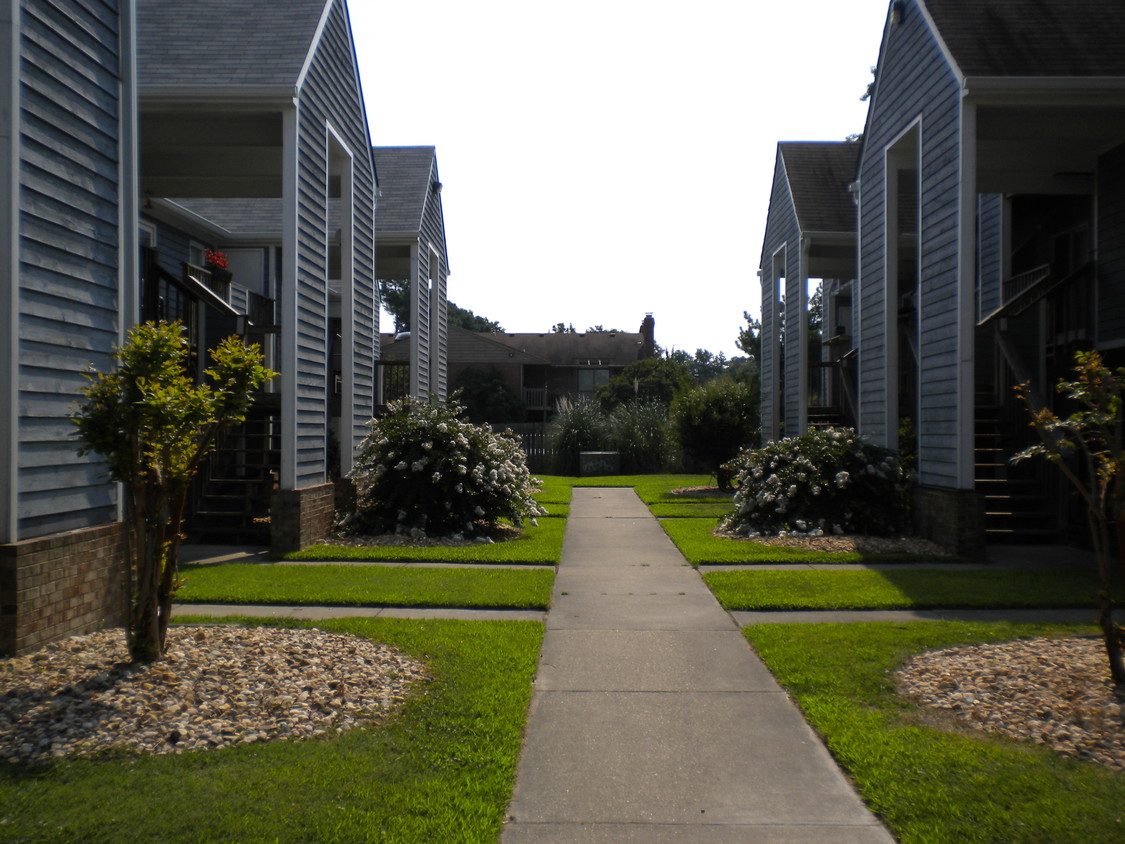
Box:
[344,396,543,538]
[722,427,907,537]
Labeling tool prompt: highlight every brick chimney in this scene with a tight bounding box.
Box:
[639,313,656,359]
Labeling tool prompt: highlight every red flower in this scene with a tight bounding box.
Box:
[205,248,229,269]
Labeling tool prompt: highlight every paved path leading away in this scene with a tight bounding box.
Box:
[502,487,893,843]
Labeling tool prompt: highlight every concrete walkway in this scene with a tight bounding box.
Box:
[502,488,893,843]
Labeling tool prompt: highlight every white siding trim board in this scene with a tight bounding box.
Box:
[1,0,19,543]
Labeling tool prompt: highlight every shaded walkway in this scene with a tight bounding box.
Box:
[502,488,892,843]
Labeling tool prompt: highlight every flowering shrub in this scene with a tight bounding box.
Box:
[721,427,906,537]
[346,396,544,537]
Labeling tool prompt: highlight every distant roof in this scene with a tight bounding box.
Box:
[490,331,647,367]
[373,147,437,234]
[923,0,1125,77]
[779,142,858,234]
[137,0,329,88]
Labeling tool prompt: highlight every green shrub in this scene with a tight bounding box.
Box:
[346,396,543,537]
[671,377,758,488]
[548,397,611,474]
[722,427,906,537]
[608,401,676,473]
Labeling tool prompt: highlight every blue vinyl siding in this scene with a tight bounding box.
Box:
[1098,143,1125,347]
[977,194,1003,319]
[292,0,376,486]
[17,0,123,538]
[857,0,962,487]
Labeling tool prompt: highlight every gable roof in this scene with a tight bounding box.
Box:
[922,0,1125,77]
[778,142,859,235]
[490,331,647,367]
[137,0,330,89]
[373,147,437,234]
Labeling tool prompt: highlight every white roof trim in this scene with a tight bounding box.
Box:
[296,0,335,91]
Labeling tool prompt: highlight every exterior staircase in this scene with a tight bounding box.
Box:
[807,406,847,429]
[186,398,281,544]
[974,397,1059,543]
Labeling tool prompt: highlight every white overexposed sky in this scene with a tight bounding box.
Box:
[348,0,890,359]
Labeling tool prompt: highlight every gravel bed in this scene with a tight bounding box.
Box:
[897,636,1125,771]
[0,626,429,764]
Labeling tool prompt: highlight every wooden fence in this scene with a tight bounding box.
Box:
[494,423,555,474]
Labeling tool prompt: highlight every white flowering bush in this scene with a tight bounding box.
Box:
[345,396,544,537]
[721,427,906,537]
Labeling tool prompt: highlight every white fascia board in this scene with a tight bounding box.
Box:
[800,230,857,245]
[963,76,1125,105]
[375,231,423,243]
[138,86,296,109]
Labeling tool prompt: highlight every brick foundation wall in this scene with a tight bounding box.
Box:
[912,485,986,557]
[270,483,336,554]
[0,523,126,657]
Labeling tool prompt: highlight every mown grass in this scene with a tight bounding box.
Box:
[0,617,543,844]
[661,518,958,565]
[705,568,1108,611]
[177,563,554,609]
[283,517,564,564]
[745,621,1125,842]
[537,474,726,517]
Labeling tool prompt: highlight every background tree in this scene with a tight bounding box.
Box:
[671,377,758,489]
[551,322,577,334]
[595,356,694,411]
[452,367,526,423]
[73,322,274,662]
[378,279,503,333]
[449,302,504,333]
[378,278,411,332]
[737,312,761,362]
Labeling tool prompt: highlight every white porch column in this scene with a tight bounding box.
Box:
[955,100,978,489]
[280,103,299,489]
[797,235,810,433]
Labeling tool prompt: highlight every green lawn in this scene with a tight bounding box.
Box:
[0,617,542,844]
[284,517,564,564]
[705,568,1107,610]
[537,474,725,518]
[746,622,1125,842]
[177,563,554,609]
[662,518,960,565]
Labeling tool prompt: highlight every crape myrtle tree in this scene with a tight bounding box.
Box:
[73,321,274,663]
[1014,350,1125,687]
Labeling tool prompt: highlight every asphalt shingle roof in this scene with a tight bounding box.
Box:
[779,142,858,235]
[373,147,437,234]
[923,0,1125,77]
[137,0,329,88]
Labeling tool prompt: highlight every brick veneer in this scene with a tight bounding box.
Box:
[912,485,986,557]
[0,523,126,657]
[270,483,336,554]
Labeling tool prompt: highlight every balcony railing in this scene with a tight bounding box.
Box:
[524,388,548,409]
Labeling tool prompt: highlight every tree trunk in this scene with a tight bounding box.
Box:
[1091,513,1125,686]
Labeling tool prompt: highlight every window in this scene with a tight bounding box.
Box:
[578,368,610,395]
